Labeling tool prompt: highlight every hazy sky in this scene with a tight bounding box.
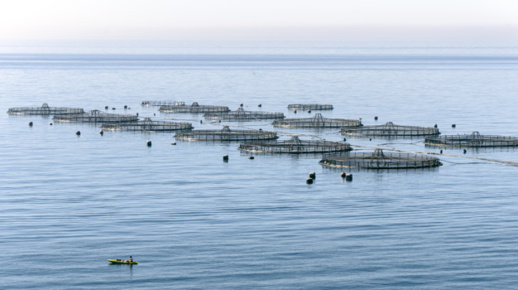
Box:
[1,0,517,43]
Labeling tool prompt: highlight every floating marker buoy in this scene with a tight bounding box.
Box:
[452,124,456,128]
[294,110,297,114]
[146,141,152,147]
[369,138,372,141]
[308,110,311,114]
[29,121,33,127]
[258,104,262,107]
[345,173,353,181]
[124,105,128,109]
[434,124,438,128]
[105,106,109,110]
[223,155,229,162]
[463,149,467,154]
[200,120,203,124]
[306,177,314,184]
[136,113,139,117]
[153,113,156,116]
[240,103,243,107]
[100,130,104,136]
[374,116,378,121]
[341,172,346,178]
[309,171,316,179]
[171,142,176,145]
[49,123,53,126]
[76,131,81,136]
[249,156,254,160]
[112,107,116,110]
[440,150,443,154]
[343,138,347,142]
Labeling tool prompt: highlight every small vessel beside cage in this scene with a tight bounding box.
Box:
[341,121,439,137]
[287,104,333,111]
[175,125,277,141]
[272,113,362,128]
[159,102,230,113]
[101,118,193,132]
[239,135,352,154]
[425,131,518,147]
[7,103,84,116]
[53,110,138,123]
[319,149,442,169]
[203,107,285,121]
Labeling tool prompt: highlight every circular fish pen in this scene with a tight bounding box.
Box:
[7,103,84,115]
[142,100,185,106]
[319,149,442,169]
[341,122,440,137]
[159,102,230,113]
[101,118,193,132]
[175,126,278,141]
[203,108,285,121]
[239,135,352,154]
[272,113,362,128]
[287,104,333,111]
[425,131,518,147]
[53,110,138,123]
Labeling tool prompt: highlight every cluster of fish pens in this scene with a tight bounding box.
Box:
[8,101,518,172]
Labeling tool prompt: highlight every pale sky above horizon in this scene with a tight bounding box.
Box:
[1,0,517,43]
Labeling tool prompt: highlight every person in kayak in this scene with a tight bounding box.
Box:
[124,256,133,263]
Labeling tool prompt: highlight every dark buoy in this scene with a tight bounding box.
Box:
[340,172,346,178]
[146,141,152,147]
[463,149,467,154]
[136,113,139,117]
[452,124,456,128]
[105,106,109,110]
[258,104,262,107]
[49,123,53,126]
[112,107,116,110]
[218,120,221,123]
[309,171,316,179]
[306,177,314,184]
[240,103,243,107]
[345,173,353,181]
[29,121,33,127]
[76,130,81,136]
[308,110,311,114]
[369,138,372,141]
[249,156,255,160]
[294,110,297,114]
[223,155,229,162]
[200,120,203,124]
[153,113,156,116]
[100,130,104,136]
[171,142,176,145]
[124,105,128,109]
[440,149,443,154]
[374,116,378,121]
[434,123,438,128]
[343,138,347,142]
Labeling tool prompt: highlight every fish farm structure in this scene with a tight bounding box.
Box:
[272,113,362,128]
[238,136,352,154]
[101,118,193,132]
[319,149,442,169]
[175,126,278,141]
[53,110,139,123]
[424,131,518,147]
[341,122,440,137]
[7,103,84,116]
[141,100,185,106]
[287,104,334,111]
[159,102,230,113]
[203,108,285,121]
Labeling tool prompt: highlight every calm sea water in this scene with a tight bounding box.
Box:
[1,43,518,289]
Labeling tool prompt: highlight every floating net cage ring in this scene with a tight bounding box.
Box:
[101,118,193,132]
[53,110,139,123]
[175,126,278,141]
[341,121,440,137]
[7,103,85,115]
[272,113,362,128]
[203,108,285,121]
[425,131,518,147]
[319,149,442,169]
[239,135,352,154]
[158,102,230,113]
[141,100,185,106]
[287,104,334,111]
